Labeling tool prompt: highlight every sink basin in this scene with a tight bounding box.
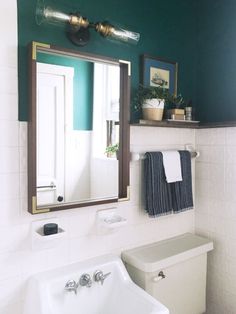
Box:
[23,255,169,314]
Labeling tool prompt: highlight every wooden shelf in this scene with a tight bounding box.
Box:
[198,121,236,128]
[131,120,236,129]
[131,119,200,129]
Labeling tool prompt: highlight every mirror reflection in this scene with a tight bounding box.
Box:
[36,51,120,206]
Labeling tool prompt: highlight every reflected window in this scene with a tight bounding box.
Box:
[92,63,120,158]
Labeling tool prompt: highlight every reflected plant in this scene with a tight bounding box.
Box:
[105,143,119,158]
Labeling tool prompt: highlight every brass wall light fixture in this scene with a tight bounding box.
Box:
[36,0,140,46]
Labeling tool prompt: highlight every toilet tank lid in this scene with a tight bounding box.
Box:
[122,233,213,272]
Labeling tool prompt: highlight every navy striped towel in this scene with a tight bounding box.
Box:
[171,150,194,213]
[144,152,173,217]
[144,151,193,217]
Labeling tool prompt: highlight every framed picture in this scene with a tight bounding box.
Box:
[141,55,178,96]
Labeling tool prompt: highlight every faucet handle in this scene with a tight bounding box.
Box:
[65,279,78,294]
[93,270,111,285]
[79,273,92,288]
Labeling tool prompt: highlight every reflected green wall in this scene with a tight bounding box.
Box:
[18,0,197,122]
[196,0,236,122]
[37,52,93,130]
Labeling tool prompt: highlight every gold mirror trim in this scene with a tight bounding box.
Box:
[118,186,130,202]
[32,42,51,60]
[32,196,50,214]
[119,60,131,76]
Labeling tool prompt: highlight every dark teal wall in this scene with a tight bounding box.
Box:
[196,0,236,122]
[37,52,93,130]
[18,0,197,122]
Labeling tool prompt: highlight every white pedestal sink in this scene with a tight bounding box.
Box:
[23,255,169,314]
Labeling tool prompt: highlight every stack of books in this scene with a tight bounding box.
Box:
[168,109,185,121]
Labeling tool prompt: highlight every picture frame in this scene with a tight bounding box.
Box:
[141,55,178,96]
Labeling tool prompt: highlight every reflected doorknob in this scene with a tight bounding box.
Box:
[57,195,64,202]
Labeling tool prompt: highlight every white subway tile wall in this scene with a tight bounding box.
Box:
[196,128,236,314]
[0,2,195,313]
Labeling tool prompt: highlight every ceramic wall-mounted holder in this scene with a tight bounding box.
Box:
[96,208,127,234]
[31,218,66,250]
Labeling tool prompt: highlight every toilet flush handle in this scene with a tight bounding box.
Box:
[152,271,166,283]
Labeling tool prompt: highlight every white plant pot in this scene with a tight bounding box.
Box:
[142,98,164,121]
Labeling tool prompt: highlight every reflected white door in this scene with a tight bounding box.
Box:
[36,63,74,205]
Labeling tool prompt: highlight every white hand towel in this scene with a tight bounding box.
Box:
[161,151,182,183]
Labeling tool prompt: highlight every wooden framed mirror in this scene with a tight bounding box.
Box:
[28,41,130,214]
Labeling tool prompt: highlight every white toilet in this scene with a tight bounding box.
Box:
[122,233,213,314]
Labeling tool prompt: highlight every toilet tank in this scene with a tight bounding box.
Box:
[122,233,213,314]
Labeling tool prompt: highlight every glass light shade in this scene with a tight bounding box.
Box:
[36,0,71,26]
[96,22,140,45]
[109,27,140,45]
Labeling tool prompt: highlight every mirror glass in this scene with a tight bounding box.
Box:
[28,43,130,213]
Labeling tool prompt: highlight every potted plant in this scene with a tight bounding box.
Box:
[134,85,168,121]
[105,143,119,158]
[165,93,186,119]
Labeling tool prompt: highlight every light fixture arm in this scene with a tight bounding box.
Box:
[95,22,114,37]
[69,14,89,28]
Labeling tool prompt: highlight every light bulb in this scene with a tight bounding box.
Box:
[96,22,140,45]
[110,27,140,45]
[36,0,70,26]
[35,0,89,28]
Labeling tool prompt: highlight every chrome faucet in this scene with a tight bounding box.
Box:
[93,270,111,285]
[64,279,78,294]
[65,270,110,293]
[79,273,92,288]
